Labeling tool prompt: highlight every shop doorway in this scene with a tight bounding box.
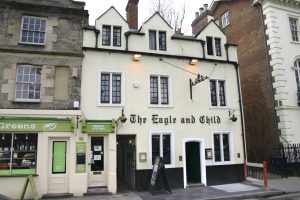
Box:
[117,135,136,191]
[48,139,69,194]
[185,142,201,184]
[88,136,106,187]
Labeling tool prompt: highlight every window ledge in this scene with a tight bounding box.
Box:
[97,103,124,107]
[14,99,41,103]
[209,106,228,110]
[291,41,300,45]
[148,105,173,108]
[213,161,234,165]
[18,42,45,46]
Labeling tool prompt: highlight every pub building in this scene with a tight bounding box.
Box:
[81,0,245,194]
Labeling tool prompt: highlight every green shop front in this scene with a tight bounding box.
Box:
[0,116,75,198]
[0,116,117,198]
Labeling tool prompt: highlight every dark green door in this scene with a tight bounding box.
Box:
[186,142,201,183]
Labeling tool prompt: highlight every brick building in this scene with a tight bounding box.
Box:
[192,0,279,153]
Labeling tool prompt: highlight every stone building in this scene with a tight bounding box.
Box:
[0,0,88,198]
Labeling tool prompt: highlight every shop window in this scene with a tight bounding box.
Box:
[289,17,299,42]
[213,132,231,163]
[150,75,169,106]
[151,133,172,165]
[20,16,47,45]
[0,133,38,176]
[100,72,123,105]
[15,65,41,102]
[210,79,226,107]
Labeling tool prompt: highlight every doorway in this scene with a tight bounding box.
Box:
[48,139,69,194]
[117,135,136,191]
[88,136,106,187]
[186,141,201,184]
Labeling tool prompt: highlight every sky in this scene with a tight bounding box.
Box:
[76,0,213,35]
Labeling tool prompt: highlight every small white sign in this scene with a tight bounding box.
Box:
[94,155,101,160]
[94,146,101,151]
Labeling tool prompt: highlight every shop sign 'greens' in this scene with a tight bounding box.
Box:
[0,117,73,132]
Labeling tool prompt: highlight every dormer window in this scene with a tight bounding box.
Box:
[207,36,222,57]
[20,16,47,45]
[149,30,167,51]
[102,25,122,47]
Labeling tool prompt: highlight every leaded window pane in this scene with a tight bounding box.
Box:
[160,77,169,104]
[210,80,217,106]
[223,134,230,161]
[112,74,121,104]
[150,76,158,104]
[207,36,214,56]
[113,27,121,47]
[219,81,226,106]
[152,135,160,164]
[215,38,222,56]
[159,31,166,51]
[162,135,171,164]
[214,134,221,162]
[102,25,111,46]
[101,73,110,103]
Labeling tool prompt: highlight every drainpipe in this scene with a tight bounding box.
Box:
[94,29,100,48]
[125,32,129,51]
[255,3,280,145]
[200,40,206,59]
[225,44,229,61]
[234,64,247,162]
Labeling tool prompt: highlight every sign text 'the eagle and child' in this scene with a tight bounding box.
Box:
[129,114,221,125]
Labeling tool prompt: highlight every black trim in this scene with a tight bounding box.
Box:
[82,47,238,65]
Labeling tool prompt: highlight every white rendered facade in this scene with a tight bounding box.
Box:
[256,0,300,143]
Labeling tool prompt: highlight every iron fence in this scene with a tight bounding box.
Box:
[248,144,300,177]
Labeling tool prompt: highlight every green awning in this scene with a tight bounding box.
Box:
[82,120,115,134]
[0,116,74,132]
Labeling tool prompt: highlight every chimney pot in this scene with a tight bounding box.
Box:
[195,12,199,18]
[199,7,204,14]
[203,3,208,10]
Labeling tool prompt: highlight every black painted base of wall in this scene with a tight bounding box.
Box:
[134,164,244,191]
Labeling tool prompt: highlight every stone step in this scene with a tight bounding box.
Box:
[84,186,111,196]
[42,193,73,199]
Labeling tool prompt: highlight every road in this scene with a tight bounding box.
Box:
[244,192,300,200]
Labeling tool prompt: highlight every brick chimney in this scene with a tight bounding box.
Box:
[126,0,139,29]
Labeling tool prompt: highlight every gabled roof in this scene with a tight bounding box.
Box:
[95,6,128,24]
[139,11,173,31]
[194,19,225,38]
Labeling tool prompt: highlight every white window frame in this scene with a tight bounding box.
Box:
[289,17,299,42]
[149,30,167,51]
[14,64,41,102]
[98,70,125,107]
[209,79,227,108]
[102,25,122,47]
[148,74,172,107]
[206,37,222,57]
[221,11,230,28]
[149,131,175,168]
[20,16,47,45]
[212,131,234,165]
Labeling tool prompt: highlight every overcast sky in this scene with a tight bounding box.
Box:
[76,0,213,35]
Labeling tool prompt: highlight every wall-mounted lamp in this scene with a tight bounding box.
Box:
[117,108,127,123]
[190,59,198,65]
[133,54,141,61]
[229,109,238,122]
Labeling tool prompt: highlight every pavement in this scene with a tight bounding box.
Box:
[37,177,300,200]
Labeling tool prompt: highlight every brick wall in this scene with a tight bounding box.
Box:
[192,0,278,149]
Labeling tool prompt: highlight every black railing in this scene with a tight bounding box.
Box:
[248,144,300,177]
[297,87,300,106]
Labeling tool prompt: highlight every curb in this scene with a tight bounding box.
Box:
[203,190,284,200]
